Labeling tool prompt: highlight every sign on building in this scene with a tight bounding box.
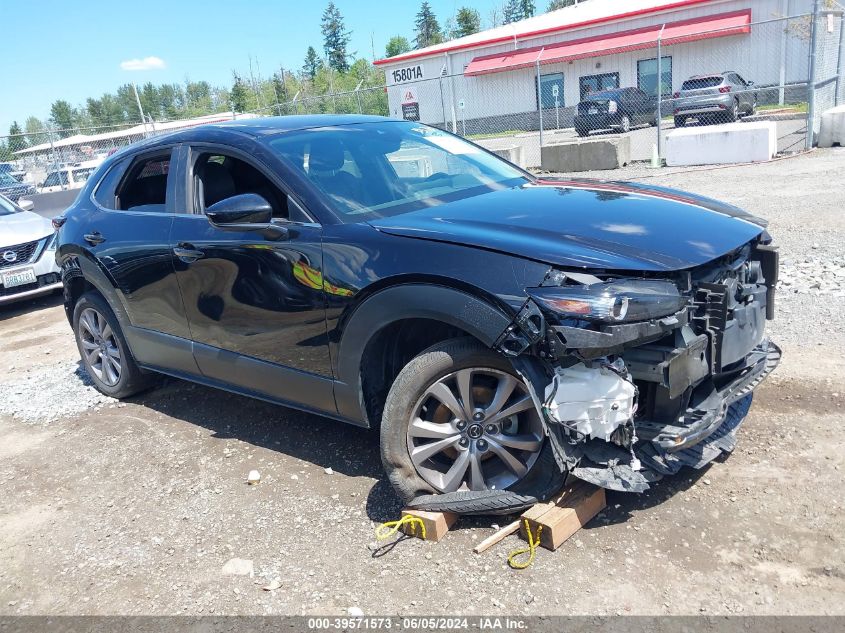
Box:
[401,87,420,121]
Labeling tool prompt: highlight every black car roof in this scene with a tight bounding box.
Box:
[102,114,394,165]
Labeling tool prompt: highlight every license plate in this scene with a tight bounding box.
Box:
[1,267,37,288]
[588,107,598,114]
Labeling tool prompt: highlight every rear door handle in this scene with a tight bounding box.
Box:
[173,243,204,263]
[83,231,105,246]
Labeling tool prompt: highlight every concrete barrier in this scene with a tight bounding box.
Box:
[541,136,631,172]
[18,188,80,219]
[489,145,526,168]
[665,121,777,167]
[817,105,845,148]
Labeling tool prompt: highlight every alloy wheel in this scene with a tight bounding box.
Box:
[78,307,122,387]
[406,368,544,493]
[621,115,631,133]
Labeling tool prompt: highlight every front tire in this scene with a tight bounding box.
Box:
[380,337,565,505]
[674,115,686,128]
[73,292,154,399]
[619,114,631,133]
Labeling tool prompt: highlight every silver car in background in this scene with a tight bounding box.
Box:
[673,71,757,127]
[0,193,61,305]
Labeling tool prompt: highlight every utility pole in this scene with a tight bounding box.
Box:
[806,0,820,149]
[132,82,148,137]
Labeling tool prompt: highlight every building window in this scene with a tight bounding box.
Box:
[579,72,619,100]
[536,73,564,109]
[637,56,672,97]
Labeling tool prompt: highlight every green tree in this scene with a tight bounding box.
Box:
[547,0,578,10]
[24,116,46,146]
[7,121,26,152]
[385,35,412,58]
[321,2,351,72]
[414,2,443,49]
[302,46,322,80]
[454,7,481,37]
[230,73,251,113]
[49,100,76,136]
[504,0,535,23]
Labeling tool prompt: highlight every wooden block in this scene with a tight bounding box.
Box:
[400,509,458,543]
[519,482,606,551]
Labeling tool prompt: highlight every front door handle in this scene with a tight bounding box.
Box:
[83,231,106,246]
[173,243,204,263]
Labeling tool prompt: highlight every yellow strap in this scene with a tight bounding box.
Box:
[508,519,542,569]
[375,515,427,541]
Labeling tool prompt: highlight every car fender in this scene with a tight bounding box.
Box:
[60,251,130,327]
[333,283,515,424]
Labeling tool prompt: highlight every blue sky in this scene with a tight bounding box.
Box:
[1,0,502,133]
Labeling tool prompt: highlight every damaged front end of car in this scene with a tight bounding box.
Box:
[492,234,781,495]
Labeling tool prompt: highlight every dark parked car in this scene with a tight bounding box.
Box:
[673,71,757,127]
[55,115,780,513]
[574,87,658,137]
[0,171,35,202]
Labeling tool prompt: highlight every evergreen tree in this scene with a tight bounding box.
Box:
[302,46,322,80]
[454,7,481,38]
[520,0,536,18]
[547,0,577,10]
[414,2,443,49]
[230,73,250,113]
[385,36,412,58]
[7,121,26,152]
[321,2,351,72]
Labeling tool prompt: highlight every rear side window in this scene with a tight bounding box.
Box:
[682,77,723,90]
[94,160,128,209]
[116,153,172,213]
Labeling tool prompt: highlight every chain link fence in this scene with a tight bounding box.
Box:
[1,4,844,195]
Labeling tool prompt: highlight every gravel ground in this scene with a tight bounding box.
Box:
[0,149,843,617]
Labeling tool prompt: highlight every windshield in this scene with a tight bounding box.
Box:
[0,172,19,187]
[682,77,722,90]
[0,194,21,216]
[266,121,529,221]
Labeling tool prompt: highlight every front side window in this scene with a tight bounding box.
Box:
[266,122,527,221]
[193,152,293,220]
[579,72,620,101]
[638,56,673,97]
[537,73,565,109]
[115,153,171,213]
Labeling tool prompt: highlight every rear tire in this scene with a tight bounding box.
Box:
[674,115,686,128]
[380,337,565,506]
[575,126,590,137]
[73,292,155,399]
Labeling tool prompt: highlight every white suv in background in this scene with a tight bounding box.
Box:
[0,193,61,305]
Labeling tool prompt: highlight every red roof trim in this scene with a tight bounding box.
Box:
[464,8,751,76]
[374,0,717,66]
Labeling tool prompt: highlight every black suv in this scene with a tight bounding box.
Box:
[56,116,779,513]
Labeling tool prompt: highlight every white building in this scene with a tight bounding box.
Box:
[375,0,813,133]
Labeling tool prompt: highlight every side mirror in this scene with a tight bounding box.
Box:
[206,193,288,240]
[206,193,272,226]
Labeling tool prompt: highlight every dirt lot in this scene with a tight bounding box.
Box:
[1,150,844,616]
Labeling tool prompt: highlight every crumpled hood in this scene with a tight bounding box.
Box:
[369,179,766,271]
[0,210,53,248]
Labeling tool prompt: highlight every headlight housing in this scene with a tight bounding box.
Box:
[527,279,686,324]
[45,233,58,251]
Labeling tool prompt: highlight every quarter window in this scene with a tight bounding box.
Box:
[637,56,673,97]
